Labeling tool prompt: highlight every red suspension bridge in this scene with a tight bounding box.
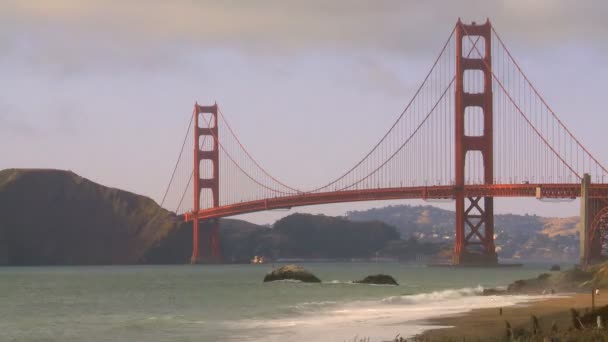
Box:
[160,19,608,266]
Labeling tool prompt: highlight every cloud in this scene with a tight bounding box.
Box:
[0,101,81,138]
[2,1,607,66]
[1,0,606,96]
[0,106,37,137]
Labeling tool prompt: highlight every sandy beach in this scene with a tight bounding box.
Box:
[417,291,608,341]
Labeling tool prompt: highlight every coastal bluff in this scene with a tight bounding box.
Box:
[0,168,267,265]
[0,168,408,265]
[0,168,181,265]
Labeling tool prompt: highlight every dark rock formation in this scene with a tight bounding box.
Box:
[354,274,398,285]
[550,264,561,271]
[263,265,321,283]
[482,288,507,296]
[505,273,554,293]
[503,265,603,294]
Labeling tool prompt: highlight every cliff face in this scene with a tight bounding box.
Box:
[0,169,181,265]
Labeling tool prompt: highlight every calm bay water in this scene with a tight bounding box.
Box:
[0,263,563,341]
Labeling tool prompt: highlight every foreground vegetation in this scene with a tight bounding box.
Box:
[413,263,608,341]
[412,308,608,341]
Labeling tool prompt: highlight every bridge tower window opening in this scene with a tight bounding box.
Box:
[464,106,484,137]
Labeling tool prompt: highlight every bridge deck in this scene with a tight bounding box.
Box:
[186,183,608,221]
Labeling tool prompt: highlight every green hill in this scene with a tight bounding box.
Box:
[272,213,400,259]
[0,168,181,264]
[0,169,425,265]
[347,204,580,261]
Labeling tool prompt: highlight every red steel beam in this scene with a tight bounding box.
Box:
[187,183,608,221]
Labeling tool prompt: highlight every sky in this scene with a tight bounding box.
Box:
[1,1,608,224]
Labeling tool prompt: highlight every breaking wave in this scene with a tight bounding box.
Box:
[382,285,485,304]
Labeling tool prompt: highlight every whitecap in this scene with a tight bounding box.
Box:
[226,286,554,342]
[382,285,484,304]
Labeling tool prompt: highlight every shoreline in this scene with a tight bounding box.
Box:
[415,291,608,340]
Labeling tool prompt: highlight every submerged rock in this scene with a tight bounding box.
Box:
[354,274,398,286]
[550,264,561,271]
[263,264,321,283]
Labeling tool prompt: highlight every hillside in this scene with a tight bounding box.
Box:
[0,168,579,264]
[144,213,438,262]
[540,216,579,237]
[144,218,276,264]
[347,204,580,261]
[0,169,425,265]
[272,213,399,258]
[0,169,183,265]
[347,205,579,238]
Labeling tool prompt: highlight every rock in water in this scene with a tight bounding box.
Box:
[550,264,561,271]
[483,288,507,296]
[354,274,398,286]
[263,265,321,283]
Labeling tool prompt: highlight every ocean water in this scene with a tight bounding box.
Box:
[0,263,563,341]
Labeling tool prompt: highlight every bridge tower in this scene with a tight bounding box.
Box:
[191,103,221,264]
[453,19,498,265]
[581,174,608,266]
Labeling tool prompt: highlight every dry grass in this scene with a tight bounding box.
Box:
[412,306,608,341]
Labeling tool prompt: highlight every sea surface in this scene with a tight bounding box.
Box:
[0,263,565,341]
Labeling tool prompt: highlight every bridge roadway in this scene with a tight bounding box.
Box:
[187,183,608,221]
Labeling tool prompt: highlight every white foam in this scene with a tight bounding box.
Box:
[290,301,337,312]
[229,286,554,342]
[325,280,352,284]
[382,285,484,304]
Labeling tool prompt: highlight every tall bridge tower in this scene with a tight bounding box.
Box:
[191,103,221,264]
[453,20,497,265]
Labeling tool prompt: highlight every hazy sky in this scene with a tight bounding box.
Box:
[2,1,607,224]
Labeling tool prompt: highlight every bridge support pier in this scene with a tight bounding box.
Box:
[190,219,221,264]
[454,196,497,265]
[191,218,201,264]
[208,219,221,263]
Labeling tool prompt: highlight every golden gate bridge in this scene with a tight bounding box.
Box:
[159,19,608,266]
